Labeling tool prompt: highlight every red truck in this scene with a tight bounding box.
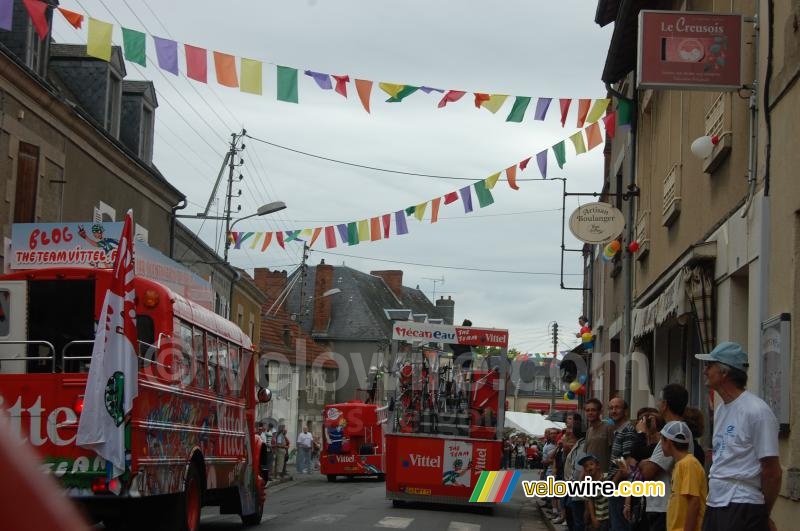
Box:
[320,400,387,481]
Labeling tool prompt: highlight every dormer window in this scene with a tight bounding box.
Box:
[105,71,122,137]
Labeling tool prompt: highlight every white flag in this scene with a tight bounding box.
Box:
[77,210,138,479]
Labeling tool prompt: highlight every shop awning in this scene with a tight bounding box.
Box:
[632,269,688,340]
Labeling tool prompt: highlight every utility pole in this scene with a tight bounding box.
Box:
[223,130,246,263]
[297,242,310,325]
[551,322,558,414]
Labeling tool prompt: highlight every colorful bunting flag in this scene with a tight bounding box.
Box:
[121,28,146,67]
[276,231,285,249]
[533,98,552,121]
[214,51,239,87]
[325,226,337,248]
[382,213,391,238]
[586,98,611,123]
[305,70,332,90]
[261,232,273,252]
[379,83,404,99]
[420,87,444,94]
[355,79,373,113]
[277,66,299,103]
[57,7,83,29]
[474,93,490,108]
[586,122,603,151]
[240,58,263,95]
[0,0,12,31]
[617,99,632,126]
[414,202,428,221]
[430,197,441,223]
[444,191,459,205]
[553,141,566,169]
[485,172,501,190]
[185,44,207,83]
[570,131,587,154]
[395,211,408,235]
[602,112,617,140]
[536,150,548,179]
[482,95,508,114]
[387,85,418,102]
[87,18,113,61]
[576,99,591,128]
[405,206,416,216]
[347,222,359,246]
[357,219,370,242]
[332,75,349,97]
[153,36,178,76]
[473,180,494,208]
[22,0,49,40]
[505,165,519,190]
[284,230,302,243]
[506,96,531,123]
[249,232,263,250]
[309,228,322,248]
[559,98,572,127]
[370,217,381,241]
[519,157,531,171]
[438,90,466,108]
[336,224,348,244]
[459,186,473,213]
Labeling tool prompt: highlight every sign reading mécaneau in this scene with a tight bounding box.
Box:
[637,10,743,91]
[392,321,509,348]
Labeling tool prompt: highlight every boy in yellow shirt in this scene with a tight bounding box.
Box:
[661,421,707,531]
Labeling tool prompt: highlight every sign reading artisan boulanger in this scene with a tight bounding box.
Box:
[568,202,625,244]
[637,10,743,91]
[392,322,509,347]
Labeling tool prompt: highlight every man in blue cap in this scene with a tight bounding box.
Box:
[695,341,782,531]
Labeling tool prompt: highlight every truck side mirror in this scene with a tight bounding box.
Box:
[257,387,272,403]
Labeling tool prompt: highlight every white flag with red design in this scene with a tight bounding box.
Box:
[77,209,138,479]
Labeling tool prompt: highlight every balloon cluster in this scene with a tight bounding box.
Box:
[581,325,594,350]
[563,375,588,400]
[602,240,621,262]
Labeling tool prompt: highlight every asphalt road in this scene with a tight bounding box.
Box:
[198,470,551,531]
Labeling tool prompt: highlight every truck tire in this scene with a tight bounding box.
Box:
[327,474,337,482]
[173,463,202,531]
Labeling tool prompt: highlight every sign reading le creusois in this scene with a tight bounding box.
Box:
[391,321,509,347]
[568,202,625,244]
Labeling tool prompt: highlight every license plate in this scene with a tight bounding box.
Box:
[406,487,431,495]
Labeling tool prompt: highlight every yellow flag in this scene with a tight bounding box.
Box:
[485,172,501,190]
[414,202,428,221]
[586,98,611,124]
[240,58,263,95]
[379,83,404,99]
[570,131,587,154]
[87,18,113,61]
[357,220,370,241]
[300,228,313,238]
[481,95,509,114]
[249,232,264,250]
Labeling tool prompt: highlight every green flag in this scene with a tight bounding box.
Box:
[405,206,416,216]
[553,141,566,169]
[617,99,632,126]
[473,180,495,208]
[277,66,299,103]
[505,96,532,123]
[121,28,146,66]
[347,221,359,245]
[387,85,419,102]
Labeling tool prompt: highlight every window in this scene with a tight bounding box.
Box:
[217,340,229,395]
[136,315,155,359]
[140,106,154,163]
[0,290,9,337]
[174,319,195,387]
[15,142,39,223]
[206,334,218,391]
[106,72,122,137]
[229,345,241,398]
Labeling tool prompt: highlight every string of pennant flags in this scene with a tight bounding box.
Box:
[228,105,631,253]
[10,0,611,125]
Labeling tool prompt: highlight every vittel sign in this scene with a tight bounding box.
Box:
[1,395,78,447]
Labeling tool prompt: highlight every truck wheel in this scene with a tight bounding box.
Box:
[327,474,337,482]
[376,473,386,482]
[392,499,405,508]
[240,494,264,526]
[174,464,202,531]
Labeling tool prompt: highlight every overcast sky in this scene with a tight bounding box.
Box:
[53,0,613,354]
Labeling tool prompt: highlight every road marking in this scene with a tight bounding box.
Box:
[447,523,481,531]
[375,516,414,528]
[261,514,278,523]
[302,513,347,524]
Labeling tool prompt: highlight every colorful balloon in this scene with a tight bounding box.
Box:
[580,326,591,334]
[578,374,587,384]
[609,240,621,252]
[569,380,581,392]
[564,393,571,401]
[567,391,576,400]
[581,332,593,343]
[576,385,587,396]
[628,241,640,253]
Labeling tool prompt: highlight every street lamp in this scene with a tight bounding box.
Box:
[224,201,286,262]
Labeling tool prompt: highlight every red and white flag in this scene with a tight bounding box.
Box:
[77,210,138,480]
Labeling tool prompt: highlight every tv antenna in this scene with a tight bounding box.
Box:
[422,276,445,300]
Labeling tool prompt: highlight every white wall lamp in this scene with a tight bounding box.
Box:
[690,131,733,159]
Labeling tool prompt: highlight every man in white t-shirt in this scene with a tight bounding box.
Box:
[695,342,782,531]
[296,426,314,474]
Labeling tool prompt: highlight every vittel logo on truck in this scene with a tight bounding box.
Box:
[335,455,356,463]
[407,454,441,468]
[0,395,78,447]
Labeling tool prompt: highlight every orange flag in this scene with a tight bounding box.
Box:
[213,51,238,87]
[355,79,373,113]
[506,165,520,190]
[586,122,604,151]
[576,99,591,128]
[58,7,84,29]
[370,217,382,241]
[309,228,323,248]
[430,197,442,223]
[260,232,273,252]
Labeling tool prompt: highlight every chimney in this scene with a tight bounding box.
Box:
[254,268,288,311]
[312,260,334,334]
[436,295,455,325]
[371,270,403,299]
